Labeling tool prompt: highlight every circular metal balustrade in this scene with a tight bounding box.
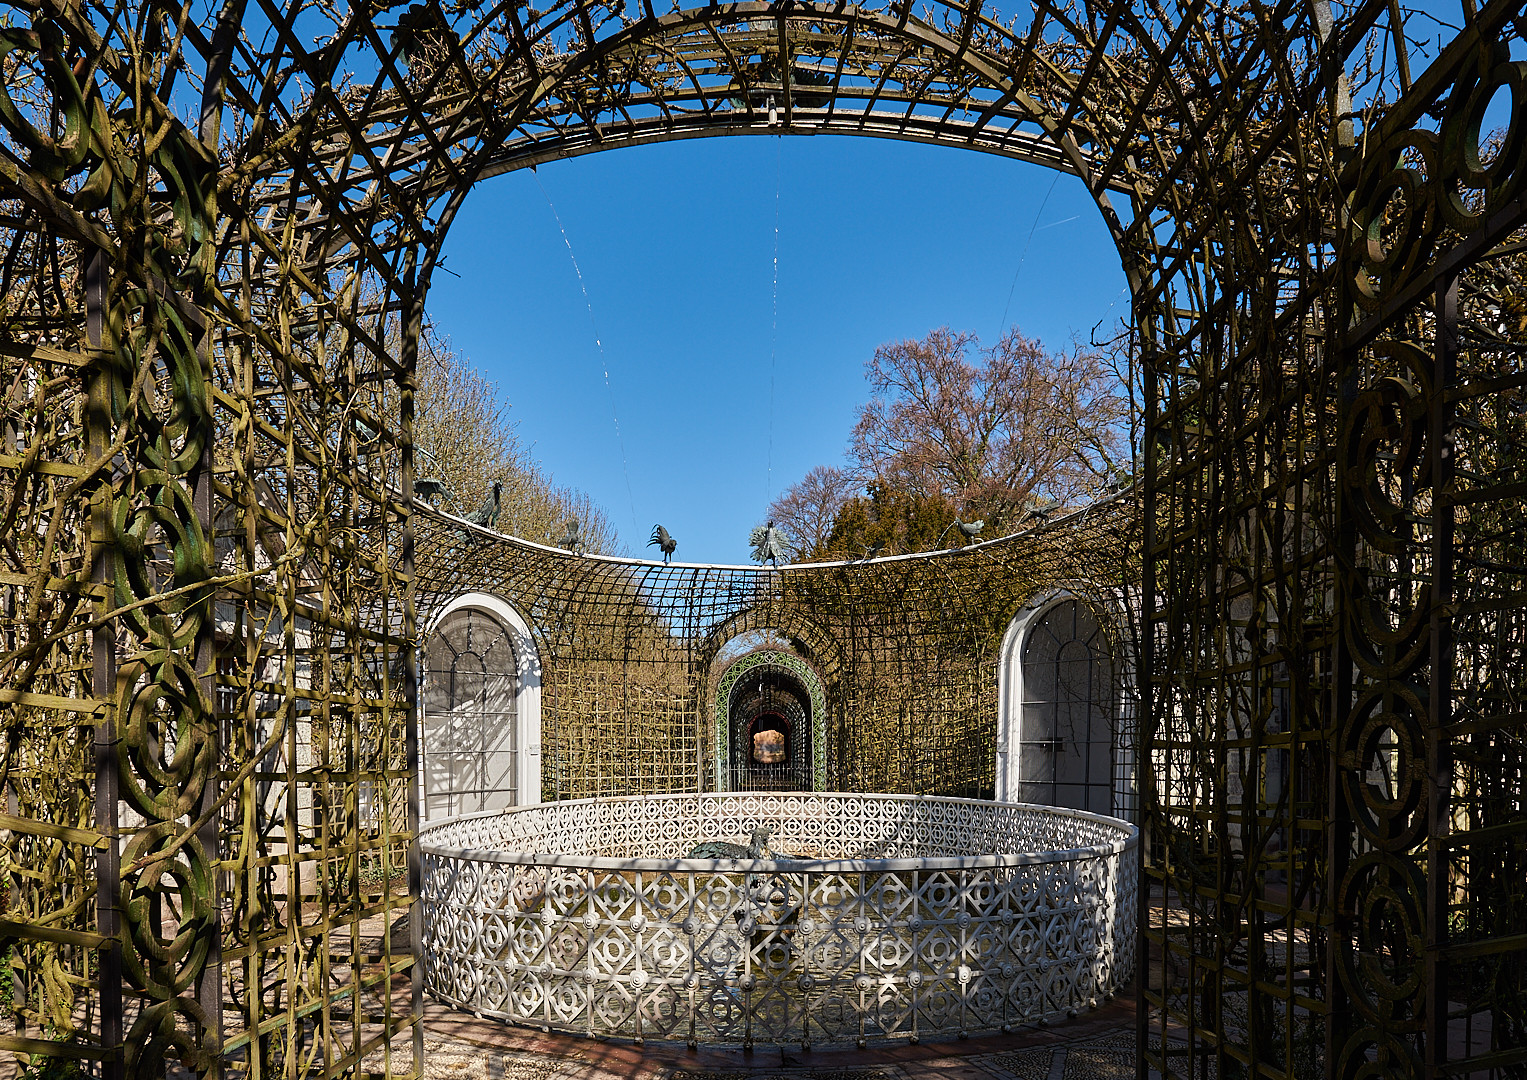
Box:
[419,792,1137,1049]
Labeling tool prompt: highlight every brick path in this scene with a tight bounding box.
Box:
[419,991,1150,1080]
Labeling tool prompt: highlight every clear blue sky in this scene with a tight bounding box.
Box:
[426,135,1132,563]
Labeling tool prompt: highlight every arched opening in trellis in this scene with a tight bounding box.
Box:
[1015,598,1116,815]
[712,647,826,792]
[996,593,1138,818]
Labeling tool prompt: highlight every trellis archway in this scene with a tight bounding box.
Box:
[0,0,1524,1077]
[712,648,828,792]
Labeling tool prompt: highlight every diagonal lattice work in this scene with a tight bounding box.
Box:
[412,498,1137,802]
[0,0,1524,1076]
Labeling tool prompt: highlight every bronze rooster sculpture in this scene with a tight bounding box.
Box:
[463,481,502,530]
[648,524,677,563]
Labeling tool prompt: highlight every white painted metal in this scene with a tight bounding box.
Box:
[419,792,1136,1048]
[422,592,543,814]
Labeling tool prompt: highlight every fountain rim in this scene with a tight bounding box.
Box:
[418,790,1138,873]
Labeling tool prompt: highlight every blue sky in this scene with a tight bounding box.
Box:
[425,135,1131,563]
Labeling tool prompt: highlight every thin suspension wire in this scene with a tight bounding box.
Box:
[997,171,1061,335]
[536,172,640,536]
[767,138,781,508]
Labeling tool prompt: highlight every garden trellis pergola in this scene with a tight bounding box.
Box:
[0,0,1524,1075]
[411,497,1137,805]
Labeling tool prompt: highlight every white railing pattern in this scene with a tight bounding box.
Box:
[419,792,1137,1048]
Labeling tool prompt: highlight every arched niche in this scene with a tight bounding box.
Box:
[997,593,1128,817]
[712,649,827,792]
[699,606,846,687]
[421,592,543,818]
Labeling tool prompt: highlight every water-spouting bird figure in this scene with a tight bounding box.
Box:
[648,524,677,563]
[414,478,452,506]
[463,481,502,530]
[939,517,985,547]
[559,517,582,554]
[685,826,775,860]
[750,521,788,566]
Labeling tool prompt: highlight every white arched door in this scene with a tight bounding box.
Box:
[422,594,541,818]
[997,597,1118,815]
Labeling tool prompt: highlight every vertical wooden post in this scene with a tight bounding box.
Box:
[1136,309,1155,1080]
[86,248,124,1080]
[400,274,426,1074]
[1424,275,1458,1080]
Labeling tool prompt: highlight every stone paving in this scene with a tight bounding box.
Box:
[0,989,1156,1079]
[419,993,1153,1080]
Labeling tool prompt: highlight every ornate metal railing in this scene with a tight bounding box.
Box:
[419,793,1136,1048]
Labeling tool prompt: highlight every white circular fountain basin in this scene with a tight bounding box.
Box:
[419,791,1136,1049]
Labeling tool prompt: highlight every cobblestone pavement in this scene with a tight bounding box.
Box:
[416,1032,1142,1080]
[420,997,1154,1080]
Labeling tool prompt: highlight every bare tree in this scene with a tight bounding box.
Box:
[848,325,1126,529]
[767,324,1129,559]
[413,332,620,554]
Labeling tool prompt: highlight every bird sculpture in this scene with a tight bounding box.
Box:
[685,826,775,860]
[861,539,885,561]
[939,517,985,547]
[749,521,788,566]
[463,481,502,530]
[648,524,677,563]
[414,478,452,505]
[559,517,582,554]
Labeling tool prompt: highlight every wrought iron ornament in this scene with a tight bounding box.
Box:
[419,793,1136,1048]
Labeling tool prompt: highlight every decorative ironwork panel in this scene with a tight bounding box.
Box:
[1141,4,1527,1080]
[418,793,1136,1048]
[2,0,1520,1073]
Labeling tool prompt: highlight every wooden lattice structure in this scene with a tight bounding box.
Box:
[413,500,1136,803]
[1,0,1525,1076]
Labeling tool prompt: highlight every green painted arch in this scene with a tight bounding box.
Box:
[713,650,827,792]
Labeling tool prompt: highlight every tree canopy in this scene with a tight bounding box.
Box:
[769,325,1127,560]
